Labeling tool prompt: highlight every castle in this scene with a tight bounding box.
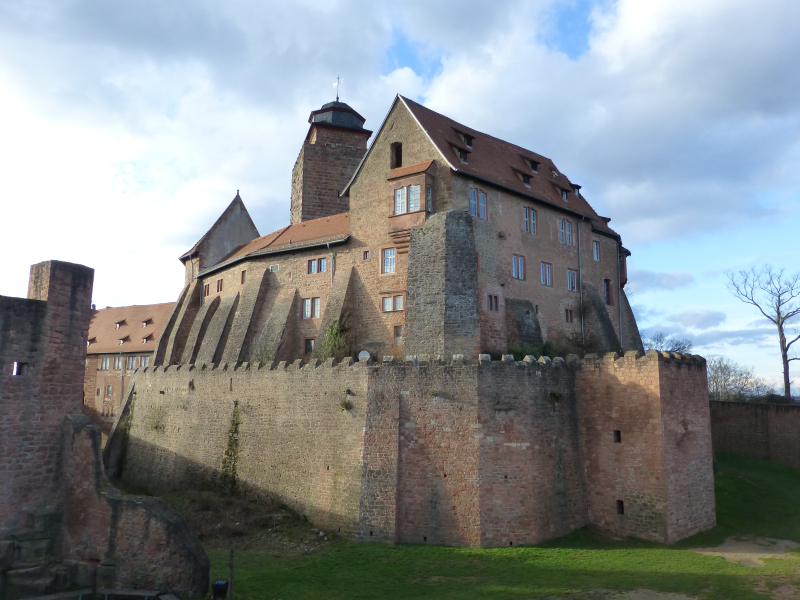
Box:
[105,95,715,548]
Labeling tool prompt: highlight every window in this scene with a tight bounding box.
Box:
[302,297,321,319]
[458,132,474,148]
[12,362,29,376]
[382,295,404,312]
[382,248,395,274]
[523,207,537,234]
[216,279,223,293]
[87,337,96,348]
[518,172,531,187]
[541,262,552,286]
[488,294,499,311]
[141,356,149,368]
[319,258,327,272]
[614,430,622,443]
[567,269,578,292]
[559,219,572,245]
[308,259,317,274]
[617,500,625,515]
[604,279,613,306]
[305,339,315,354]
[114,357,123,369]
[454,146,469,163]
[469,189,487,219]
[575,187,581,198]
[560,189,568,201]
[241,270,246,284]
[512,255,525,280]
[115,320,125,329]
[426,185,432,212]
[142,334,152,343]
[391,142,402,168]
[593,241,601,261]
[552,169,559,178]
[363,250,370,260]
[127,356,137,369]
[408,185,420,212]
[394,187,407,215]
[106,385,113,397]
[394,325,403,345]
[269,264,280,272]
[100,357,110,370]
[142,319,152,327]
[526,158,539,173]
[303,298,319,319]
[565,309,574,323]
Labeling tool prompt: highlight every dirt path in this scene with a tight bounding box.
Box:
[691,536,800,567]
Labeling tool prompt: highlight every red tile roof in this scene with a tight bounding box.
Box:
[399,96,617,236]
[87,302,175,355]
[205,213,350,273]
[388,160,434,180]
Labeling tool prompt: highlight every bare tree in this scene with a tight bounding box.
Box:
[642,331,694,354]
[726,265,800,398]
[706,356,774,401]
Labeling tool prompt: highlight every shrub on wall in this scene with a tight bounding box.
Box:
[316,316,350,362]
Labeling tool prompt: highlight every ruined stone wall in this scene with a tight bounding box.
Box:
[0,261,94,537]
[710,401,800,470]
[112,353,714,547]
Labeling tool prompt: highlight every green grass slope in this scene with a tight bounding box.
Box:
[204,454,800,600]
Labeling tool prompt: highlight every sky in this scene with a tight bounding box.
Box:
[1,0,799,387]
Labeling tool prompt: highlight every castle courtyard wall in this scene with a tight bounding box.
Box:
[111,352,714,547]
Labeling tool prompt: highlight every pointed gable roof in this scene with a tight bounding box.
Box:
[180,192,261,269]
[343,95,617,238]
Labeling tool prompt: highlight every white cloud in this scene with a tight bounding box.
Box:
[626,269,695,293]
[668,310,727,330]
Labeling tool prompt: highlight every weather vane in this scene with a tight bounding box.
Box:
[333,75,342,102]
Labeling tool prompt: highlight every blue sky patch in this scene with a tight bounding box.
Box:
[544,0,595,60]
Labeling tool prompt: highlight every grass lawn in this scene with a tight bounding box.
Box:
[204,454,800,599]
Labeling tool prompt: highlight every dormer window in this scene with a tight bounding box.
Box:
[142,334,153,344]
[516,171,532,188]
[552,170,559,178]
[453,146,469,163]
[87,337,96,348]
[457,131,474,148]
[561,189,568,200]
[390,142,403,168]
[142,318,152,328]
[573,185,581,198]
[524,158,539,173]
[115,320,126,329]
[118,336,129,345]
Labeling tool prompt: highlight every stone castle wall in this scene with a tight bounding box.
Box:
[710,401,800,471]
[110,351,714,547]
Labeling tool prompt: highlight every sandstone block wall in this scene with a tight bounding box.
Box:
[111,352,714,548]
[0,261,93,536]
[710,401,800,470]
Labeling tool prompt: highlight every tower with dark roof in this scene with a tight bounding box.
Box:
[290,101,372,224]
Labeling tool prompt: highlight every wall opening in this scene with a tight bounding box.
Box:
[12,362,29,376]
[390,142,403,168]
[614,430,622,443]
[617,500,625,515]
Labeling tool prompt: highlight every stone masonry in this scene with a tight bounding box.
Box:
[1,262,208,598]
[109,350,715,547]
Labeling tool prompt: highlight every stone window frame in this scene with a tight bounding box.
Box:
[203,283,210,297]
[565,308,574,323]
[604,279,614,306]
[380,247,396,275]
[302,297,321,319]
[567,268,578,292]
[100,357,110,370]
[540,262,553,287]
[523,207,537,235]
[304,338,315,355]
[106,384,113,397]
[381,294,405,312]
[363,250,370,260]
[488,294,500,311]
[469,188,488,220]
[559,218,573,245]
[394,325,403,346]
[512,254,526,281]
[307,257,328,274]
[216,278,223,293]
[127,356,137,370]
[393,184,423,215]
[241,270,246,285]
[592,240,601,262]
[141,356,150,368]
[113,356,123,370]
